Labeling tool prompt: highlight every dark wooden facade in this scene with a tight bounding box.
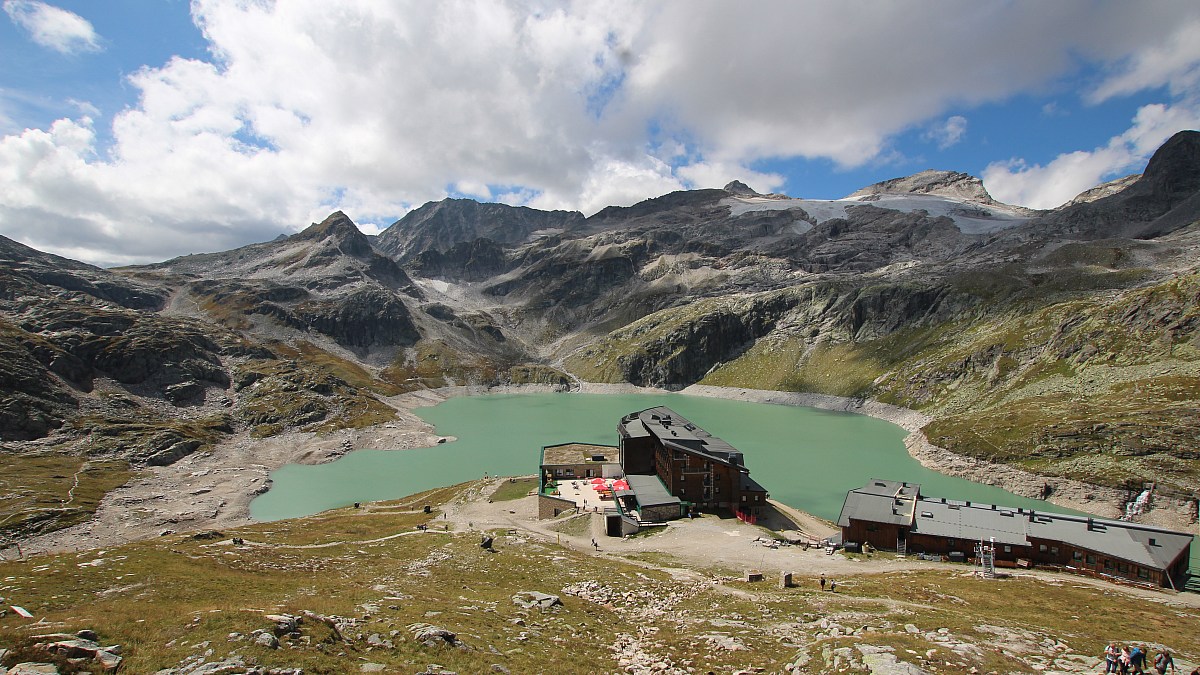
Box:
[840,519,908,553]
[619,407,768,517]
[903,532,1188,587]
[839,480,1193,588]
[620,435,655,475]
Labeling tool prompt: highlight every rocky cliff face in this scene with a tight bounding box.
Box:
[374,198,584,262]
[849,169,998,204]
[1008,130,1200,241]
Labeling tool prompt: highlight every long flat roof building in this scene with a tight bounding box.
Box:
[839,479,1193,588]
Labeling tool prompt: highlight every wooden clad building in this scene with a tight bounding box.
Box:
[838,479,1194,588]
[618,406,769,518]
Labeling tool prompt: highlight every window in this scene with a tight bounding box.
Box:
[741,495,746,502]
[585,469,593,477]
[1004,546,1012,553]
[555,469,563,477]
[565,469,574,476]
[1137,568,1150,580]
[1039,544,1047,553]
[1050,547,1059,556]
[1073,551,1082,561]
[1086,554,1096,565]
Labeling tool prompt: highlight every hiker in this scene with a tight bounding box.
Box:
[830,580,837,592]
[1120,645,1132,674]
[819,575,826,590]
[1154,649,1176,674]
[1105,642,1120,673]
[1131,644,1147,674]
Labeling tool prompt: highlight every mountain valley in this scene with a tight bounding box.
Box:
[2,131,1199,550]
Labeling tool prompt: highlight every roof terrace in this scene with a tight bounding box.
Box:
[541,442,619,466]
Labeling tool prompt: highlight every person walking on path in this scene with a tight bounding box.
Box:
[1154,649,1176,675]
[820,575,826,591]
[1131,644,1147,674]
[1105,643,1120,674]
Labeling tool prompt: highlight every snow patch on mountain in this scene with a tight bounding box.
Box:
[722,193,1032,235]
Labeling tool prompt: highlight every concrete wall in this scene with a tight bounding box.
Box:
[640,502,682,522]
[538,494,577,520]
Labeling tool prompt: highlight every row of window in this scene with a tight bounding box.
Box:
[551,468,598,477]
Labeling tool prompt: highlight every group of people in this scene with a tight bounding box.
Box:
[1103,643,1188,674]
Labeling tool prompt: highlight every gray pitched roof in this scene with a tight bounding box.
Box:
[842,480,1194,571]
[625,474,681,508]
[911,499,1029,546]
[837,479,921,528]
[625,407,746,468]
[1026,511,1192,570]
[739,473,768,494]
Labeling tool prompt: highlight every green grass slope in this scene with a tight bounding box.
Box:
[1,483,1197,674]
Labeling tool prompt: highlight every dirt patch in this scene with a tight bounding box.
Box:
[4,401,444,557]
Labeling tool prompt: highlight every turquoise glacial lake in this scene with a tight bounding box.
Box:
[250,392,1081,523]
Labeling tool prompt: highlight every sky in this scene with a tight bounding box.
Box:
[2,1,1199,267]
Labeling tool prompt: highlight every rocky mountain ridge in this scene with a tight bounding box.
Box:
[2,130,1199,543]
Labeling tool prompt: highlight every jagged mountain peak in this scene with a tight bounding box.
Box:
[375,197,584,261]
[1030,129,1200,240]
[848,169,996,204]
[723,180,760,196]
[1137,129,1200,199]
[292,211,371,257]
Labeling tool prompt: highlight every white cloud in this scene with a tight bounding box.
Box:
[1090,18,1200,103]
[983,102,1200,209]
[675,160,784,195]
[2,1,1200,264]
[923,116,968,150]
[3,0,100,54]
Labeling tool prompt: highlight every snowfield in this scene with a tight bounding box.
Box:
[721,193,1031,235]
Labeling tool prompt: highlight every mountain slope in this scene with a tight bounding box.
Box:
[374,198,584,262]
[2,131,1199,544]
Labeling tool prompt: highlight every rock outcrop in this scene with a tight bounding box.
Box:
[375,198,584,262]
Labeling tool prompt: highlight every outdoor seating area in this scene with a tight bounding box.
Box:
[548,476,631,510]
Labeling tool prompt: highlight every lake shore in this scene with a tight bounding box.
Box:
[7,381,1192,557]
[548,381,1188,532]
